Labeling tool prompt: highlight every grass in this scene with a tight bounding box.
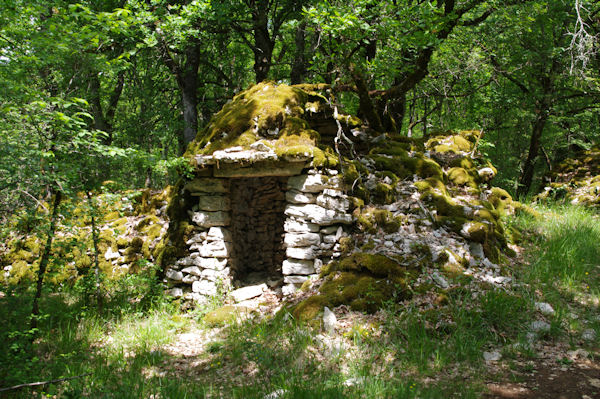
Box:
[0,202,598,398]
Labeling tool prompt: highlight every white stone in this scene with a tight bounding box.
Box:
[323,235,337,244]
[197,257,228,270]
[177,256,197,266]
[198,195,231,211]
[231,284,267,302]
[314,259,323,273]
[431,271,449,289]
[250,141,271,152]
[284,233,321,247]
[582,329,596,341]
[195,241,232,258]
[282,259,315,275]
[263,389,287,399]
[284,219,319,233]
[282,283,301,296]
[535,302,555,315]
[186,232,207,245]
[181,266,202,276]
[316,193,350,210]
[284,275,309,284]
[284,204,353,225]
[182,274,199,283]
[285,246,318,261]
[192,280,217,295]
[287,174,332,192]
[104,247,120,261]
[286,190,316,204]
[166,287,183,298]
[478,167,496,180]
[165,268,183,281]
[191,211,230,227]
[320,225,339,234]
[483,351,502,362]
[201,268,229,281]
[530,320,551,333]
[207,226,233,242]
[323,306,336,334]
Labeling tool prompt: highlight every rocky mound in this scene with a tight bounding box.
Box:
[536,145,600,207]
[0,188,170,286]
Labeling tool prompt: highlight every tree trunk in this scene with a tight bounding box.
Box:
[31,190,62,331]
[180,44,201,149]
[290,21,306,84]
[517,111,548,197]
[251,1,274,83]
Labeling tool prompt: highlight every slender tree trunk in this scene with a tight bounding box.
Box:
[180,44,201,148]
[517,111,549,197]
[250,0,274,83]
[31,191,62,331]
[290,21,306,84]
[86,192,103,313]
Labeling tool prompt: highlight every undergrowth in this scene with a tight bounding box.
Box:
[0,202,598,398]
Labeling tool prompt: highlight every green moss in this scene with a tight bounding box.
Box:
[373,182,395,204]
[338,237,354,255]
[355,207,402,233]
[292,295,329,321]
[204,306,249,326]
[488,187,513,215]
[143,224,163,241]
[332,253,406,277]
[447,167,478,188]
[415,178,465,218]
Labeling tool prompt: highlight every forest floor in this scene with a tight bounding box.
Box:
[0,203,599,398]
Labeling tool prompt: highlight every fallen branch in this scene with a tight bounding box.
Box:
[0,373,91,393]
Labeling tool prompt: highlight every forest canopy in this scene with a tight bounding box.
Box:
[0,0,599,220]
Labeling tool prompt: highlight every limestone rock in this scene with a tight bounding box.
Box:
[286,190,316,204]
[483,351,501,362]
[284,219,319,233]
[282,259,315,275]
[282,283,301,296]
[530,320,551,332]
[284,232,321,247]
[166,287,183,298]
[323,306,336,334]
[192,280,217,295]
[286,246,318,261]
[104,247,120,261]
[181,266,202,276]
[316,192,350,210]
[197,257,228,270]
[287,174,333,193]
[165,268,183,281]
[284,275,309,284]
[207,226,233,242]
[198,195,231,211]
[535,302,555,315]
[284,204,353,225]
[196,241,232,258]
[191,211,231,227]
[186,178,229,193]
[231,284,267,302]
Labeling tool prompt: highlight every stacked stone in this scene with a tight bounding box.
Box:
[165,171,355,301]
[165,178,234,302]
[230,177,287,280]
[282,173,353,295]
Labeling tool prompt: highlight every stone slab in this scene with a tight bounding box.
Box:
[282,259,315,275]
[186,178,229,193]
[213,160,306,178]
[198,195,231,211]
[231,284,267,302]
[284,204,353,225]
[284,232,321,247]
[191,211,231,227]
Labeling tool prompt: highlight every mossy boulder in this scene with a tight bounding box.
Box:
[293,253,416,320]
[204,305,250,327]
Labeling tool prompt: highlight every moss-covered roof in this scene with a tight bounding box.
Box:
[185,82,361,169]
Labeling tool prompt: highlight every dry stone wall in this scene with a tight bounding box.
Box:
[165,169,353,303]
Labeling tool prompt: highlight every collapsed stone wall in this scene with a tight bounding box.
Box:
[165,167,353,303]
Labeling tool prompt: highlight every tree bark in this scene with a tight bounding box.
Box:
[31,190,62,331]
[290,21,306,84]
[180,44,201,147]
[517,110,549,198]
[251,3,275,83]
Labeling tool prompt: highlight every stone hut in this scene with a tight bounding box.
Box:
[164,83,361,303]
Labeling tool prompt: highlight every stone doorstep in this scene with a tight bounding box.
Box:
[230,283,267,303]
